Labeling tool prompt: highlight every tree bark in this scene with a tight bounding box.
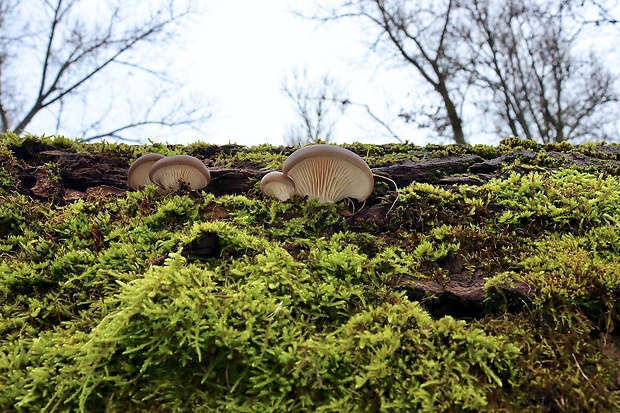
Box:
[9,141,620,313]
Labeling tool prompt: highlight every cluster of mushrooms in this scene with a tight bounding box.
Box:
[259,144,374,203]
[127,144,374,204]
[127,154,211,191]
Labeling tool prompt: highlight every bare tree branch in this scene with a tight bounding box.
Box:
[306,0,470,144]
[458,0,618,143]
[0,0,211,141]
[0,0,23,131]
[562,0,620,25]
[301,0,618,144]
[345,100,403,143]
[282,67,348,145]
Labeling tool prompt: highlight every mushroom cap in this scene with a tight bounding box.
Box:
[148,155,211,191]
[260,171,296,201]
[127,153,166,190]
[282,144,374,203]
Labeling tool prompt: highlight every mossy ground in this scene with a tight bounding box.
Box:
[1,133,619,412]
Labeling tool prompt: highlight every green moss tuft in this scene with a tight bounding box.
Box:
[1,134,620,411]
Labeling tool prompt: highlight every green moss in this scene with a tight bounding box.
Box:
[2,253,522,412]
[533,149,568,168]
[4,133,81,151]
[481,311,619,411]
[485,169,620,233]
[1,134,620,411]
[0,167,16,191]
[488,231,620,331]
[499,136,543,151]
[0,131,24,148]
[468,143,501,159]
[214,150,288,169]
[393,182,467,231]
[184,140,221,156]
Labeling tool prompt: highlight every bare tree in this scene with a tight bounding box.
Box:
[282,67,348,145]
[311,0,471,144]
[0,0,22,131]
[308,0,618,144]
[563,0,620,25]
[0,0,211,142]
[460,0,618,143]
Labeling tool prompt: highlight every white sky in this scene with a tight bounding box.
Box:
[20,0,619,147]
[17,0,423,147]
[176,0,419,147]
[174,0,620,147]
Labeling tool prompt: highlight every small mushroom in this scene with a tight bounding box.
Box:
[282,144,374,203]
[127,153,166,190]
[148,155,211,191]
[260,171,296,201]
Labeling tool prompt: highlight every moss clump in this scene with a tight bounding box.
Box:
[481,310,619,411]
[2,252,521,412]
[0,167,16,192]
[485,169,620,233]
[488,231,620,331]
[1,134,620,412]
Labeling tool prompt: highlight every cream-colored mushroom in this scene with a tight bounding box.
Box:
[260,171,296,201]
[127,153,166,190]
[282,144,374,203]
[148,155,211,191]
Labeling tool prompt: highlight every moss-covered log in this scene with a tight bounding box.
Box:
[1,133,619,412]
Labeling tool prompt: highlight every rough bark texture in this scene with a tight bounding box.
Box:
[9,139,620,316]
[4,137,620,410]
[15,142,620,203]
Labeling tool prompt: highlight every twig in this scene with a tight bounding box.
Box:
[372,172,399,217]
[572,353,597,393]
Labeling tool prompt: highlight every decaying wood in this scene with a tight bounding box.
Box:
[16,145,620,203]
[11,142,620,314]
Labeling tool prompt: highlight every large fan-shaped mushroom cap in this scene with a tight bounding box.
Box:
[127,153,166,190]
[282,144,374,203]
[260,171,296,201]
[148,155,211,191]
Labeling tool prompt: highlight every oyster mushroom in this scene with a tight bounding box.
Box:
[127,153,166,190]
[282,144,374,203]
[148,155,211,191]
[260,171,296,201]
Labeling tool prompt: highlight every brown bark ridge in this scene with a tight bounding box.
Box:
[12,143,620,202]
[7,140,620,313]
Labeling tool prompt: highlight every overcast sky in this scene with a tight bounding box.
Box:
[19,0,619,147]
[177,0,620,148]
[176,0,420,147]
[16,0,422,147]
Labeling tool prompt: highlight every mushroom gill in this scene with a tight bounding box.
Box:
[127,153,166,190]
[148,155,211,191]
[282,144,374,203]
[260,171,296,201]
